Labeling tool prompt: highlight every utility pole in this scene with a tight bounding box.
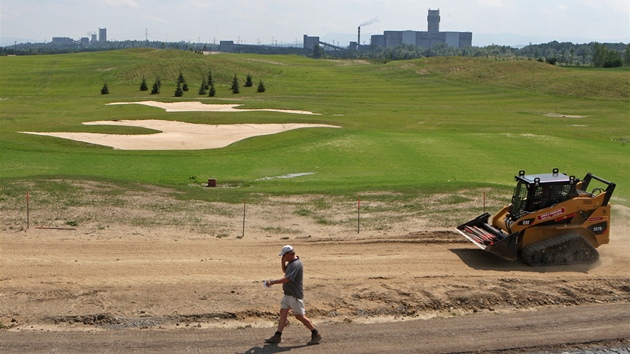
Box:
[145,28,148,41]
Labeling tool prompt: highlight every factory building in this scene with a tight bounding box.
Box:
[303,35,320,50]
[370,9,472,49]
[99,28,107,42]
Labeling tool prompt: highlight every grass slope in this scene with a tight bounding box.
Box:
[0,50,628,204]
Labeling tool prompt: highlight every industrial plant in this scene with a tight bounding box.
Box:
[305,9,472,51]
[51,28,107,46]
[24,8,473,54]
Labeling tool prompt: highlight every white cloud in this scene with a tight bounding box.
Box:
[141,13,168,24]
[477,0,505,8]
[99,0,139,8]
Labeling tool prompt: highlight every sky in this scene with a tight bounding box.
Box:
[1,0,628,47]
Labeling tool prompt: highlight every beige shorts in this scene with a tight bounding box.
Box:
[281,295,306,316]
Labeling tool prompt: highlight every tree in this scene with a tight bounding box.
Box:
[593,43,607,67]
[208,82,216,97]
[174,82,183,97]
[198,78,208,95]
[592,43,622,68]
[604,51,623,67]
[182,82,189,92]
[177,71,186,84]
[545,57,557,65]
[624,45,630,66]
[101,83,109,94]
[245,74,253,87]
[151,77,160,94]
[313,44,324,59]
[231,74,240,94]
[207,70,214,88]
[140,77,148,91]
[257,80,266,93]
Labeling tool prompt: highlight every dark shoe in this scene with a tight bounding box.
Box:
[264,334,282,344]
[308,332,322,345]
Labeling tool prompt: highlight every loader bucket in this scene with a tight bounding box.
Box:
[455,213,519,261]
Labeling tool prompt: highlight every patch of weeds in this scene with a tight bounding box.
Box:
[312,198,331,210]
[316,217,331,225]
[403,203,422,210]
[206,206,235,217]
[441,195,472,205]
[372,224,392,231]
[295,208,312,217]
[66,220,79,227]
[261,226,300,234]
[216,233,229,239]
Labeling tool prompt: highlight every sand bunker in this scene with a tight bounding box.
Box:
[22,120,340,150]
[544,113,586,118]
[108,101,319,115]
[22,101,336,150]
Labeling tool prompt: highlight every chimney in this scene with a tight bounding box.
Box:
[358,26,361,48]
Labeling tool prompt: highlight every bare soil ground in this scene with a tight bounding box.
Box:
[1,182,629,352]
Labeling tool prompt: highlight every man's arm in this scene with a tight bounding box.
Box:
[267,277,289,286]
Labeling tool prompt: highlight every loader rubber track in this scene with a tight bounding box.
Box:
[521,232,599,266]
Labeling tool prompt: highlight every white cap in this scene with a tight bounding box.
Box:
[279,245,294,256]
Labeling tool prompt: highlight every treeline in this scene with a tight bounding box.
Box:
[2,39,629,67]
[0,40,218,55]
[0,40,304,56]
[331,41,630,67]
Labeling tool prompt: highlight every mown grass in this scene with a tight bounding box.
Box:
[0,49,628,206]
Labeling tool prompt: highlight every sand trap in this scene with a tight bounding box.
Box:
[22,101,334,150]
[22,120,340,150]
[108,101,319,115]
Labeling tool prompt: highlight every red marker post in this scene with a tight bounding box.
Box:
[242,198,246,238]
[357,197,361,234]
[26,192,30,230]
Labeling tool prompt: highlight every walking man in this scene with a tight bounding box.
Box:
[264,245,321,345]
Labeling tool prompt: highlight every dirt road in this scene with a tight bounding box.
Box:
[1,188,629,352]
[1,303,628,353]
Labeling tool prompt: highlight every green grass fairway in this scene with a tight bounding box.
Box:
[0,49,628,204]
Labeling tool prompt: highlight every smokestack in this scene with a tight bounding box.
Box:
[358,26,361,48]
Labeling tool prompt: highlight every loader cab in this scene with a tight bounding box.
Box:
[509,169,577,218]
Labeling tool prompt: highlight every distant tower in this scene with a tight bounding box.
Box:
[99,28,107,42]
[427,9,440,33]
[91,33,97,43]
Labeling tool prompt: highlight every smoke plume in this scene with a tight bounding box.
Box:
[359,17,378,27]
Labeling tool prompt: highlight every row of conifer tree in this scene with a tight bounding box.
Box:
[102,71,266,96]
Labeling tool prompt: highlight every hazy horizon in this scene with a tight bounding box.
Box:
[1,0,628,48]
